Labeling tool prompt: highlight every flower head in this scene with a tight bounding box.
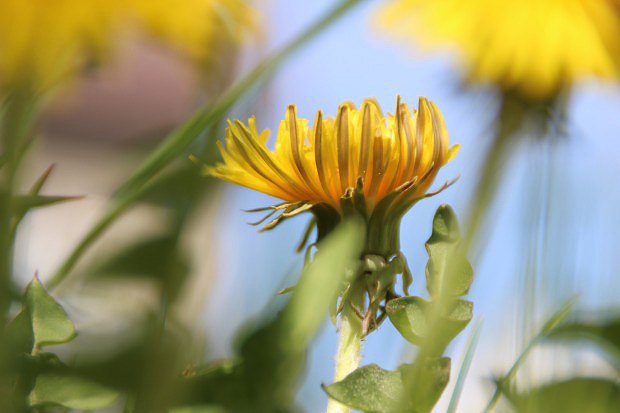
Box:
[128,0,254,63]
[0,0,255,93]
[378,0,620,101]
[204,97,459,254]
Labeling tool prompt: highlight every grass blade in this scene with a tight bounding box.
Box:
[447,319,483,413]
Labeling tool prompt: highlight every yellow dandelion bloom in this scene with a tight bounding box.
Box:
[378,0,620,100]
[127,0,254,62]
[204,97,459,252]
[0,0,255,93]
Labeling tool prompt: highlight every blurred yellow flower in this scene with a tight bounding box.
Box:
[204,97,458,224]
[128,0,253,62]
[379,0,620,100]
[0,0,255,93]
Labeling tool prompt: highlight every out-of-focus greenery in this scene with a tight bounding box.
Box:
[1,220,364,412]
[487,300,620,413]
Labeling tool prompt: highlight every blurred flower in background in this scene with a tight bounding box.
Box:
[0,0,256,96]
[376,0,620,257]
[378,0,620,101]
[129,0,254,65]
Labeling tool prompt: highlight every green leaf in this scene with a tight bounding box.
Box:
[401,357,451,413]
[28,164,55,195]
[140,164,212,210]
[282,218,364,347]
[545,317,620,363]
[9,165,82,236]
[25,276,76,349]
[323,360,451,413]
[387,296,473,347]
[322,364,404,412]
[539,298,577,336]
[29,374,119,410]
[239,219,365,404]
[13,194,83,216]
[506,378,620,413]
[387,296,427,345]
[483,299,578,412]
[93,235,188,280]
[425,205,473,299]
[180,219,365,411]
[5,310,34,354]
[91,233,190,301]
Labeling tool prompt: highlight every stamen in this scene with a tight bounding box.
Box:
[259,202,311,232]
[423,175,460,198]
[247,209,278,226]
[282,202,314,217]
[243,202,290,213]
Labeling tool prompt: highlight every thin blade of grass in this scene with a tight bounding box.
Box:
[446,319,483,413]
[483,298,577,412]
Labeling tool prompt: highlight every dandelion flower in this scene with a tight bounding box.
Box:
[378,0,620,100]
[203,97,459,256]
[0,0,255,93]
[127,0,254,63]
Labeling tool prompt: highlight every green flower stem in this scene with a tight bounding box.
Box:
[333,312,362,380]
[327,286,364,413]
[462,96,524,257]
[463,93,568,258]
[46,0,369,290]
[482,336,538,413]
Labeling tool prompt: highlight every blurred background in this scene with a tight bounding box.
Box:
[10,0,620,411]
